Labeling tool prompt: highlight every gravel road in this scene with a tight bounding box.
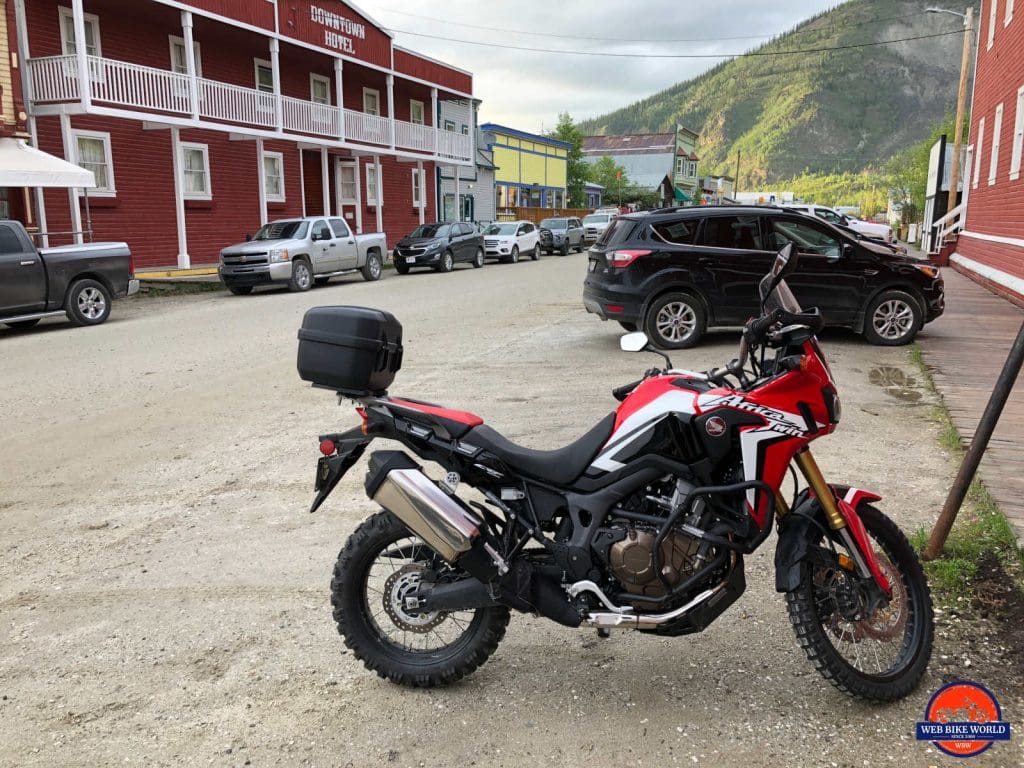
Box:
[1,254,1020,767]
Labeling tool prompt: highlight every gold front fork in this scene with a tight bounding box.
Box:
[793,449,847,530]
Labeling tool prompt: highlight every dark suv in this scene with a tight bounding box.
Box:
[582,206,944,348]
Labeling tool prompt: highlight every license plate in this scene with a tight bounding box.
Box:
[588,260,597,272]
[406,256,416,264]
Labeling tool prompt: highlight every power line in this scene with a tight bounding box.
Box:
[382,28,964,58]
[374,7,929,44]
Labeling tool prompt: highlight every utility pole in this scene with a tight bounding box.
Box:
[734,150,741,195]
[943,6,974,218]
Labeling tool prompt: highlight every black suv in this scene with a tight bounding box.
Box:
[582,206,944,348]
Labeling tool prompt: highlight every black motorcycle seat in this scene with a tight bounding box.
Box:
[466,413,616,486]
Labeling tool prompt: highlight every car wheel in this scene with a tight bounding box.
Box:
[575,239,584,253]
[361,252,383,282]
[437,250,455,273]
[510,246,519,264]
[560,241,569,256]
[617,322,638,332]
[65,278,112,326]
[4,318,41,330]
[228,286,254,295]
[289,259,313,292]
[863,290,922,346]
[395,262,410,275]
[644,292,706,349]
[531,244,540,261]
[314,277,330,287]
[472,247,485,268]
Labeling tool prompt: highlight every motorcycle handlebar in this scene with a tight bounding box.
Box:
[612,378,644,402]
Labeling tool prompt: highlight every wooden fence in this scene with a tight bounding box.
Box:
[494,207,592,224]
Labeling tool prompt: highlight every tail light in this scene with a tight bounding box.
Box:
[128,252,136,277]
[607,249,652,268]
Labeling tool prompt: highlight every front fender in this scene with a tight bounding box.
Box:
[774,485,882,592]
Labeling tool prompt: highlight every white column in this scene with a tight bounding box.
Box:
[454,167,461,221]
[320,147,330,216]
[431,87,438,154]
[256,138,268,226]
[334,58,345,142]
[270,38,283,133]
[182,11,199,121]
[298,148,307,217]
[374,154,383,234]
[15,1,49,245]
[170,127,189,268]
[416,160,425,226]
[71,0,91,109]
[353,157,362,234]
[60,114,84,244]
[386,74,395,150]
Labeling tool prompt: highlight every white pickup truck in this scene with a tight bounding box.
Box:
[219,216,387,295]
[785,204,894,243]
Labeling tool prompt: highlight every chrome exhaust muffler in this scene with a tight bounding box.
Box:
[370,465,480,562]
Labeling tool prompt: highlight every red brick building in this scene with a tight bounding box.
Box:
[955,0,1024,302]
[11,0,475,269]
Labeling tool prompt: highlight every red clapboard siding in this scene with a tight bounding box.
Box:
[180,0,276,30]
[393,49,472,96]
[959,0,1024,288]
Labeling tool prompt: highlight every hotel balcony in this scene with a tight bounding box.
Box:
[27,54,474,164]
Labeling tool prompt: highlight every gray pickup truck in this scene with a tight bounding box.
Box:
[0,219,137,330]
[219,217,387,294]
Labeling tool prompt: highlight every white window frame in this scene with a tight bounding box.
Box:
[411,168,422,207]
[974,116,986,189]
[409,99,425,126]
[990,102,1003,185]
[675,157,685,175]
[254,58,274,94]
[58,6,101,57]
[1011,85,1024,181]
[168,35,202,76]
[310,73,331,105]
[1007,0,1015,25]
[180,141,212,200]
[365,163,381,207]
[444,119,456,132]
[338,160,357,205]
[362,87,380,116]
[989,0,998,48]
[71,129,115,197]
[461,124,469,135]
[262,150,285,203]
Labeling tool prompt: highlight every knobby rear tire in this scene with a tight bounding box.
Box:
[331,510,510,688]
[785,504,934,702]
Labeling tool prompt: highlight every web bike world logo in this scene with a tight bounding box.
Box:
[915,681,1011,758]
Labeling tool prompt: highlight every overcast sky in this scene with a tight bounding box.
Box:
[369,0,842,132]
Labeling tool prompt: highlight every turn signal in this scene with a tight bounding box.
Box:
[837,553,855,572]
[319,439,336,456]
[607,249,652,268]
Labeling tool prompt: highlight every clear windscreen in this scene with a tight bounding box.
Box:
[759,274,803,314]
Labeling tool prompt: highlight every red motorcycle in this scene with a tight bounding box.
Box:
[300,244,934,701]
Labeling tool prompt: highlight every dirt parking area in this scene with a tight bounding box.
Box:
[1,254,1021,767]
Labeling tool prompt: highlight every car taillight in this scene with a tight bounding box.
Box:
[128,253,135,277]
[607,249,651,268]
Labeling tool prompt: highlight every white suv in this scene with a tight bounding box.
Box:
[786,204,893,243]
[483,220,540,263]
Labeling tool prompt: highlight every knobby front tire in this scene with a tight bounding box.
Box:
[785,504,934,702]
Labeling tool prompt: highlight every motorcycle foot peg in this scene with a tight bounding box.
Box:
[597,627,611,639]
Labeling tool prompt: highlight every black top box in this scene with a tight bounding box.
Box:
[297,306,403,396]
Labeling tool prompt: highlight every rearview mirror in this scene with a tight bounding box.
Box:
[620,332,649,353]
[771,242,797,279]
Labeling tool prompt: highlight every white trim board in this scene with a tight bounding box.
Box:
[951,252,1024,298]
[961,229,1024,249]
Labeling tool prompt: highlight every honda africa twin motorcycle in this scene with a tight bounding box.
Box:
[298,244,934,701]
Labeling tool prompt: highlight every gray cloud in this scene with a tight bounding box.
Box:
[370,0,841,130]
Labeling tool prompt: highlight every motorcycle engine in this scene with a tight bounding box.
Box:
[608,526,702,597]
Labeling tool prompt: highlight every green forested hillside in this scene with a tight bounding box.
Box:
[579,0,978,188]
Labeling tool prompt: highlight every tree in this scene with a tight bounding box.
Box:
[589,156,629,204]
[886,113,962,229]
[550,113,589,208]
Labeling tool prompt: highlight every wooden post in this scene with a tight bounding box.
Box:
[944,7,973,218]
[734,150,741,194]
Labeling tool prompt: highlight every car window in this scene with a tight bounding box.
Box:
[329,218,350,238]
[410,223,451,238]
[540,218,567,229]
[253,220,308,240]
[0,224,25,254]
[651,218,700,245]
[583,214,610,225]
[516,225,526,235]
[522,223,534,233]
[487,223,517,235]
[460,223,473,236]
[311,220,332,241]
[570,219,581,228]
[770,218,842,259]
[815,208,842,224]
[701,215,764,250]
[597,217,637,246]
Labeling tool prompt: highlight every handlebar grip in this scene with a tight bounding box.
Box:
[612,378,643,402]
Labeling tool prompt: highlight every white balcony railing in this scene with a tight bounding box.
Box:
[282,96,339,138]
[27,54,473,162]
[344,109,390,146]
[394,120,435,152]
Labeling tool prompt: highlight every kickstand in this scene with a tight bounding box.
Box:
[596,627,611,639]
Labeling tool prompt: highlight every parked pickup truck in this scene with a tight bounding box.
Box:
[0,219,137,330]
[219,217,387,294]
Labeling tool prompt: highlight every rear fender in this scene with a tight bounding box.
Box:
[309,425,371,513]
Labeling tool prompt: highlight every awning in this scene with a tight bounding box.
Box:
[0,138,95,188]
[673,187,692,202]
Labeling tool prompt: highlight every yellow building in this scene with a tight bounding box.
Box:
[480,123,569,209]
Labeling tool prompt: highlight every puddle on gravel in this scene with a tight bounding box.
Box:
[868,365,923,402]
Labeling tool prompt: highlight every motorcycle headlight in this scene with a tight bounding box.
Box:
[268,248,290,263]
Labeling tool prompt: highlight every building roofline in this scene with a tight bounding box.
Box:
[480,123,573,149]
[393,45,473,78]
